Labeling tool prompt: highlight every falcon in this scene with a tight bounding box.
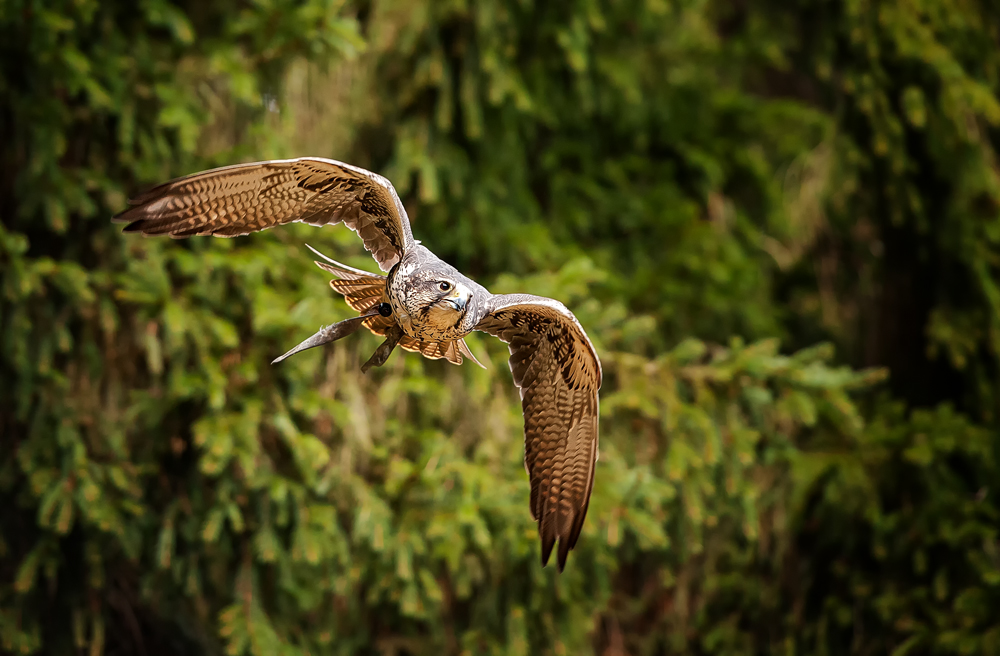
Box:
[114,157,602,571]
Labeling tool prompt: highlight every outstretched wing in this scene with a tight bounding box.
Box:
[114,158,415,272]
[309,246,483,367]
[474,294,602,571]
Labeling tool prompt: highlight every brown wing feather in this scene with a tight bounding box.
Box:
[474,294,602,572]
[113,158,415,272]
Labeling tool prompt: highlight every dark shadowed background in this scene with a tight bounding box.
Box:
[2,0,1000,654]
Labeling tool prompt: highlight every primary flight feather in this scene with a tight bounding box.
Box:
[115,157,603,571]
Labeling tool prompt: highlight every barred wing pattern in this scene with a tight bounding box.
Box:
[475,294,602,571]
[113,158,415,271]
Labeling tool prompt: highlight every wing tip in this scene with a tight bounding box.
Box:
[112,203,145,227]
[110,209,132,225]
[557,536,571,573]
[540,534,556,570]
[112,210,204,239]
[120,219,145,233]
[539,535,572,573]
[539,506,589,573]
[116,217,177,237]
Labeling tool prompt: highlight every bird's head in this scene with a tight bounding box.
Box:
[425,277,472,316]
[402,272,474,328]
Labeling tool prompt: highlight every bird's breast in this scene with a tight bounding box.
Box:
[419,305,471,339]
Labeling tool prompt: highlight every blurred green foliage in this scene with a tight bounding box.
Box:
[2,0,999,654]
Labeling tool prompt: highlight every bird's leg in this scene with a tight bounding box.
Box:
[271,311,378,364]
[361,323,404,374]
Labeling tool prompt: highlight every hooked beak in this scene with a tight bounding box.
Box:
[444,286,470,312]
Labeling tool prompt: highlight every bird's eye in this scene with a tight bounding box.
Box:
[438,281,452,292]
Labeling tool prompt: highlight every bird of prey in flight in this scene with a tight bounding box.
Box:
[114,157,602,571]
